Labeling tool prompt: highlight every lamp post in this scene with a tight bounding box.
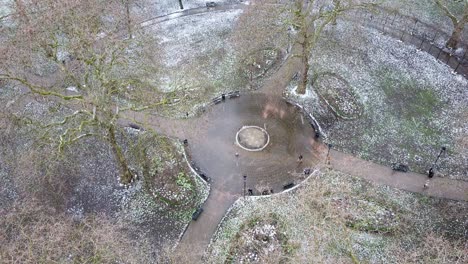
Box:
[243,175,247,199]
[428,146,446,178]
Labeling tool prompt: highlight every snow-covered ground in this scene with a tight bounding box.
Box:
[207,169,468,263]
[151,9,242,67]
[142,2,289,118]
[143,8,249,117]
[288,18,468,180]
[133,0,242,19]
[0,0,13,27]
[0,0,12,15]
[383,0,468,38]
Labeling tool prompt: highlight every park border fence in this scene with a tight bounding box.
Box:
[349,7,468,79]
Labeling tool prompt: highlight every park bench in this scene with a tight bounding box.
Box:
[192,207,204,221]
[206,2,216,8]
[391,163,409,172]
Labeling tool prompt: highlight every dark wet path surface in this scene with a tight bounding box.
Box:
[121,93,324,262]
[116,3,468,261]
[176,94,323,260]
[188,94,321,194]
[122,93,322,193]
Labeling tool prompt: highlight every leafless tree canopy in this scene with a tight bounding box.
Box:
[1,0,164,184]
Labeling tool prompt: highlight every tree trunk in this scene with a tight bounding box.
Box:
[125,0,132,39]
[108,125,133,184]
[297,56,308,94]
[178,0,184,10]
[446,22,465,49]
[297,28,310,95]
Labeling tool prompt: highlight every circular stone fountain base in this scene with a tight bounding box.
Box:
[236,126,270,151]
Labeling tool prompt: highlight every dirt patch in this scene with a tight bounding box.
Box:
[242,48,282,80]
[225,213,295,263]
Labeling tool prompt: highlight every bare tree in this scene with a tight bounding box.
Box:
[234,0,376,94]
[0,0,163,184]
[435,0,468,49]
[292,0,377,94]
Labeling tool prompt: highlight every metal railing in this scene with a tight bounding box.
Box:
[350,7,468,78]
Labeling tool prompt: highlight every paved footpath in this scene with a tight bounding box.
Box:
[122,44,468,262]
[119,3,468,261]
[176,188,238,262]
[328,148,468,201]
[120,24,468,262]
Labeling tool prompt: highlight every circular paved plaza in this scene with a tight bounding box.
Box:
[187,93,324,195]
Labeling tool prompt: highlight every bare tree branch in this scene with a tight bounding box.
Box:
[0,75,83,101]
[435,0,459,25]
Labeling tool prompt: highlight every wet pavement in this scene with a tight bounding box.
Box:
[122,93,322,193]
[173,93,324,260]
[187,93,322,194]
[329,149,468,201]
[117,4,468,260]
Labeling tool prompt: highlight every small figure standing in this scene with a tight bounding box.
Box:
[298,154,303,163]
[428,168,434,178]
[423,179,430,189]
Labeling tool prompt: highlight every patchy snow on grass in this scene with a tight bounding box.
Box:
[134,0,242,18]
[149,9,242,67]
[289,17,468,180]
[0,0,12,21]
[287,84,315,99]
[207,169,468,263]
[382,0,468,38]
[142,8,252,117]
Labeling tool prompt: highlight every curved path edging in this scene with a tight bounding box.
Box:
[235,125,270,152]
[174,143,212,246]
[115,3,468,262]
[205,168,321,255]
